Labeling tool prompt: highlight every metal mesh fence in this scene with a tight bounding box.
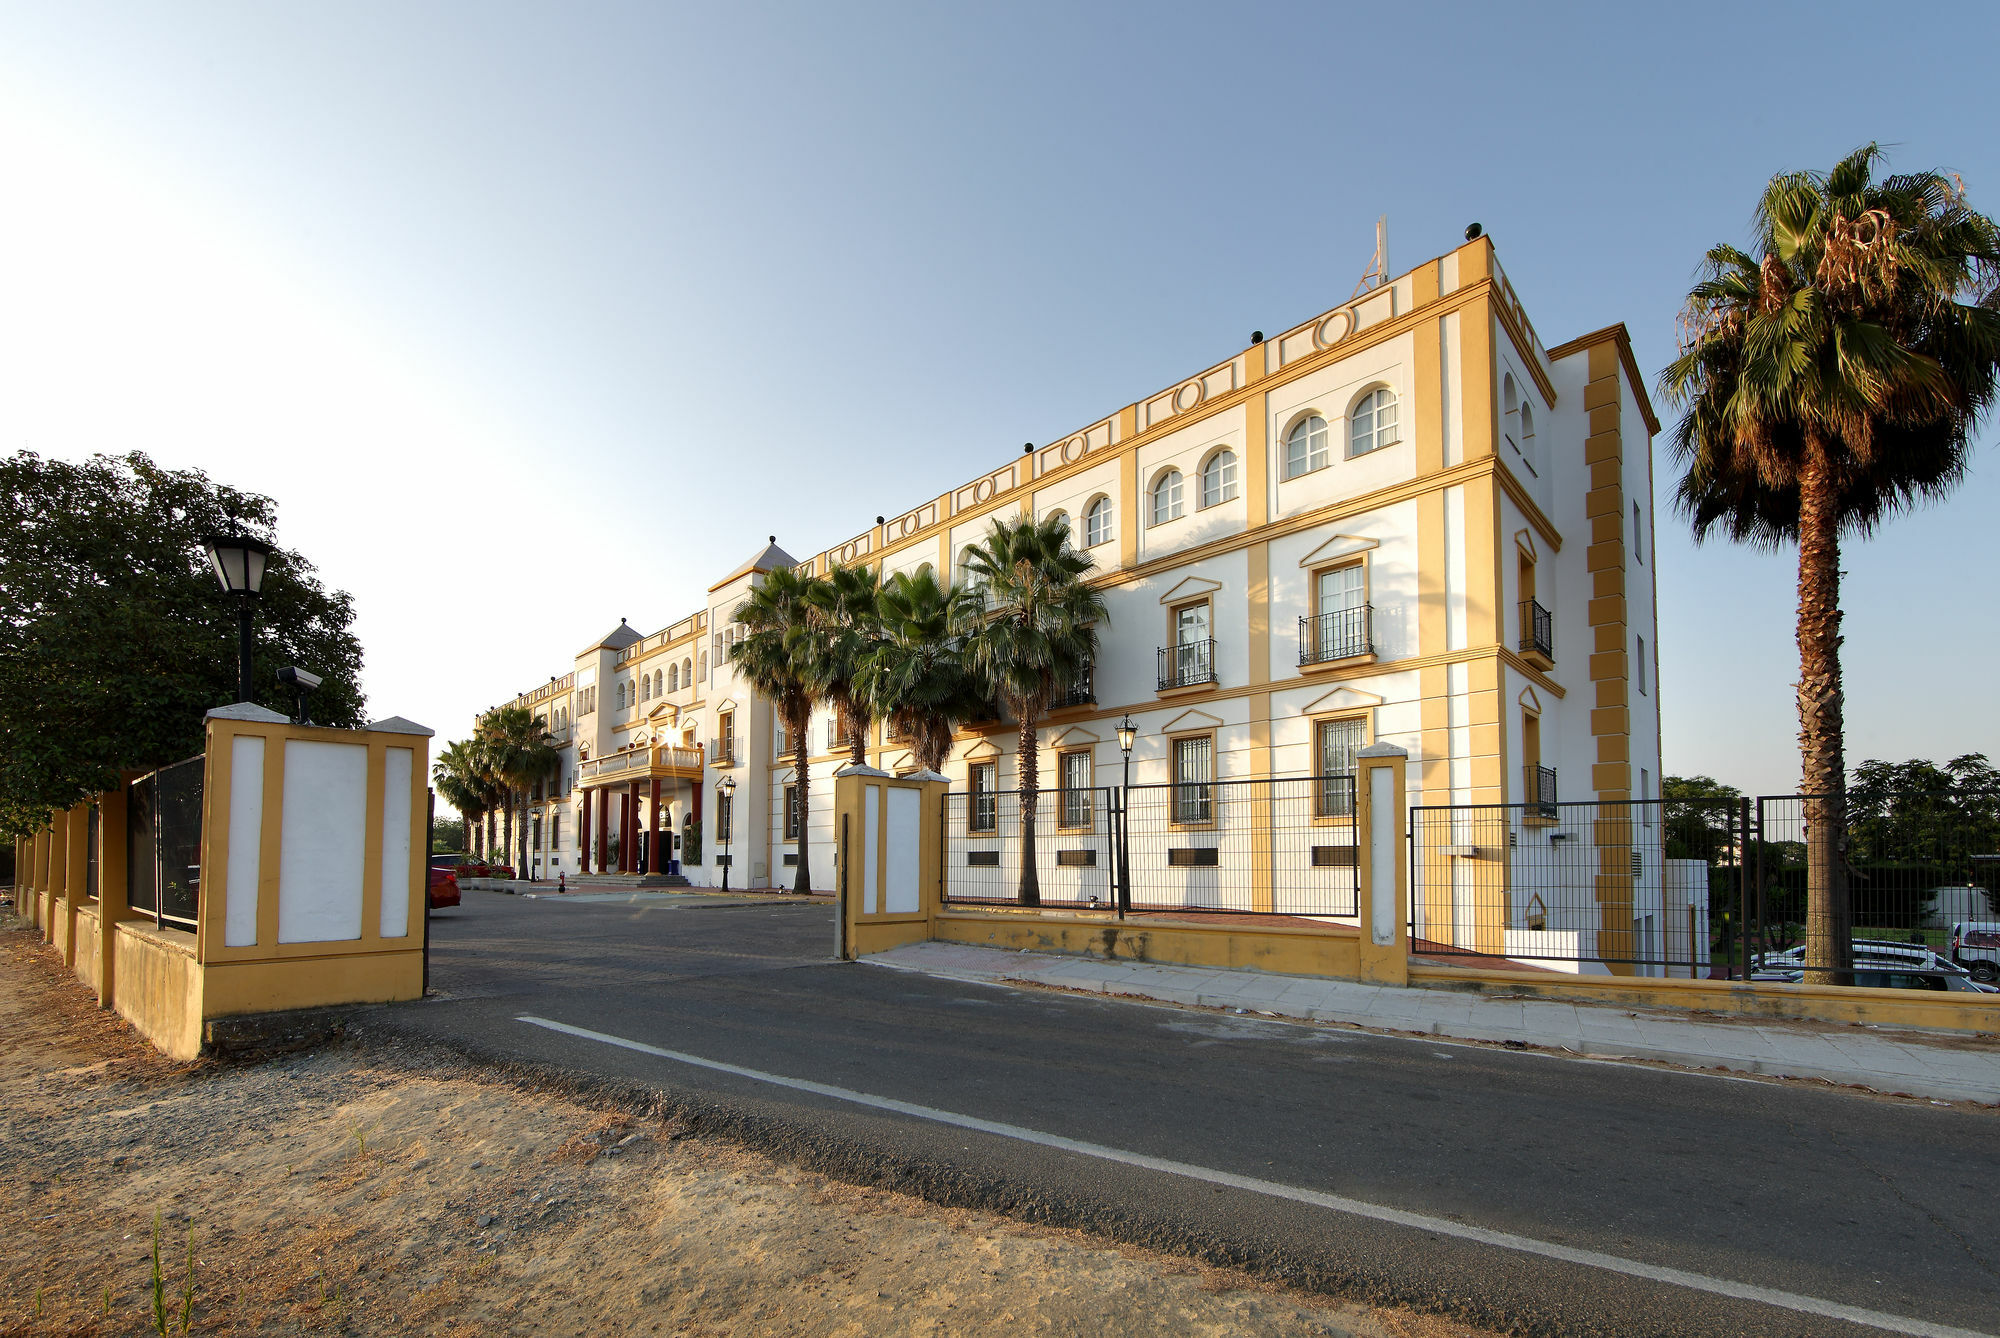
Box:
[126,754,204,931]
[942,777,1359,918]
[1409,797,1740,975]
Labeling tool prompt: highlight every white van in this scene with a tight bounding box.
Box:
[1947,922,2000,985]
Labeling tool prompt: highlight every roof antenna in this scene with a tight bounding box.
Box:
[1351,214,1388,299]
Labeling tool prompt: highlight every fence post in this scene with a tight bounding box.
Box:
[1355,744,1410,985]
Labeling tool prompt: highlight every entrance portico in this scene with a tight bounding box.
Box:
[577,742,706,875]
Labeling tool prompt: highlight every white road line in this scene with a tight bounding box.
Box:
[516,1014,1992,1338]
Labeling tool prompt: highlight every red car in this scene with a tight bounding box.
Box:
[426,856,463,910]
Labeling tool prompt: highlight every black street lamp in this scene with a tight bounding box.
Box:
[719,774,736,893]
[202,534,273,704]
[1116,715,1136,918]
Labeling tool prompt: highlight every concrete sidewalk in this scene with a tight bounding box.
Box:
[868,942,2000,1105]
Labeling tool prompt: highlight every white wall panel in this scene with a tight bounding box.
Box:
[278,740,367,943]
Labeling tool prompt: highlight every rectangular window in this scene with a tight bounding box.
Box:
[970,762,998,833]
[784,784,800,841]
[1633,502,1643,564]
[1637,636,1647,695]
[1169,601,1212,687]
[1313,563,1367,661]
[1171,736,1213,825]
[716,791,734,841]
[720,711,735,763]
[552,811,563,851]
[1641,768,1652,826]
[1315,718,1365,816]
[1059,750,1092,829]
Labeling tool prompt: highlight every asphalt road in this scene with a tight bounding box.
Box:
[379,890,2000,1338]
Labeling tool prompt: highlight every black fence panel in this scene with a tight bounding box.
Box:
[126,754,204,932]
[942,776,1359,918]
[1408,797,1741,975]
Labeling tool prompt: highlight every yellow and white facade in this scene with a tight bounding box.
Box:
[480,235,1664,943]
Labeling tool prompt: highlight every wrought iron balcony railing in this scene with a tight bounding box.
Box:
[1298,606,1373,666]
[1157,639,1217,691]
[1049,666,1095,710]
[1530,764,1558,820]
[1518,598,1554,663]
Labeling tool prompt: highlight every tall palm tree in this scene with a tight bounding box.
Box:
[961,514,1108,906]
[805,560,884,767]
[479,705,559,877]
[1660,145,2000,983]
[862,567,981,774]
[730,564,824,893]
[432,739,486,855]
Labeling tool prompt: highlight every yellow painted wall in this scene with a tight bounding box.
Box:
[112,922,204,1061]
[203,951,423,1019]
[935,910,1362,979]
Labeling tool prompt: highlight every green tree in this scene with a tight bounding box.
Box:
[1661,774,1742,862]
[729,565,824,893]
[862,567,982,774]
[960,514,1108,907]
[431,737,495,858]
[0,451,366,838]
[478,705,559,877]
[1658,146,2000,982]
[430,815,466,854]
[804,560,885,767]
[1849,754,2000,916]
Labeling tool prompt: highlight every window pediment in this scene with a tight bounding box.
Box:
[1159,575,1224,606]
[1298,533,1379,569]
[1160,707,1223,734]
[1301,685,1385,715]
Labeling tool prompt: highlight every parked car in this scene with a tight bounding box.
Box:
[426,860,461,910]
[1947,922,2000,985]
[1752,939,1997,992]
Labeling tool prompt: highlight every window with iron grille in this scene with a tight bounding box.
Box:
[1059,751,1092,828]
[1315,718,1364,816]
[1171,737,1213,825]
[784,785,800,841]
[970,762,998,833]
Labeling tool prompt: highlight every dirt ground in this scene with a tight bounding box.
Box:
[0,927,1500,1338]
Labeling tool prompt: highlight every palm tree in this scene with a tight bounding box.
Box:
[862,567,981,774]
[805,560,884,767]
[961,514,1108,906]
[479,705,559,878]
[1660,145,2000,983]
[432,739,486,855]
[730,564,824,893]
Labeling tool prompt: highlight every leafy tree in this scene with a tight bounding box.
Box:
[960,514,1108,907]
[1658,146,2000,982]
[430,815,466,854]
[862,567,982,774]
[729,565,824,893]
[0,451,366,838]
[804,560,884,767]
[1661,774,1742,862]
[1849,754,2000,917]
[478,705,558,877]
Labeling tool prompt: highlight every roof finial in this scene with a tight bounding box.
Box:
[769,535,776,544]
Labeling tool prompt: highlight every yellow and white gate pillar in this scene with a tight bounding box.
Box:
[1354,743,1411,985]
[834,765,946,960]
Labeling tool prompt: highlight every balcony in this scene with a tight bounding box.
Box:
[1518,599,1554,670]
[1298,606,1374,668]
[708,739,737,768]
[1527,764,1558,822]
[578,744,706,786]
[1049,666,1095,711]
[1157,639,1217,692]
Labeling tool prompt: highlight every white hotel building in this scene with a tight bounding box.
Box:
[474,234,1665,956]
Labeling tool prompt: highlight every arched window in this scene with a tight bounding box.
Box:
[958,547,983,589]
[1149,470,1184,526]
[682,657,692,688]
[640,675,651,702]
[1199,450,1238,508]
[914,561,934,582]
[1285,415,1329,478]
[1519,401,1535,448]
[668,664,679,694]
[698,651,708,682]
[1084,496,1113,548]
[655,670,664,696]
[1046,510,1069,546]
[617,681,627,710]
[1349,388,1399,456]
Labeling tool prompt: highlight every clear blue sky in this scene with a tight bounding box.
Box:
[1,1,1995,796]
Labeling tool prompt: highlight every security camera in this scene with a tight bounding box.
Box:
[277,666,322,691]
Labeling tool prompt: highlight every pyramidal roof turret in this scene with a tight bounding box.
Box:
[709,536,799,592]
[580,617,644,655]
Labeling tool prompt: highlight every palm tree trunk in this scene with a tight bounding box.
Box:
[1797,431,1851,986]
[518,790,530,880]
[501,802,514,877]
[793,713,813,894]
[848,707,869,769]
[1017,708,1041,907]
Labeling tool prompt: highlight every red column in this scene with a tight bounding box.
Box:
[595,789,609,873]
[649,779,662,873]
[627,780,641,873]
[580,790,591,872]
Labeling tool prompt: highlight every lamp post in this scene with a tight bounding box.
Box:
[1115,715,1136,919]
[719,774,736,893]
[201,534,273,704]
